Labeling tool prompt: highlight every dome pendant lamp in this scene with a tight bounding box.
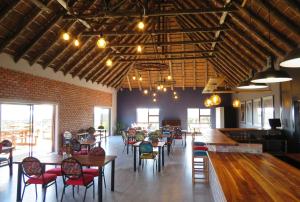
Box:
[238,70,268,89]
[251,56,292,84]
[280,47,300,68]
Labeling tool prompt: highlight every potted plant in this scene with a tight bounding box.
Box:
[98,125,104,130]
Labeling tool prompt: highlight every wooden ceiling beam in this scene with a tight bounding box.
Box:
[283,0,300,14]
[64,7,237,19]
[110,63,134,87]
[208,60,237,87]
[126,76,132,91]
[209,59,240,84]
[118,56,214,62]
[233,1,296,49]
[29,0,52,13]
[110,50,216,56]
[82,26,229,36]
[229,15,285,57]
[148,71,152,91]
[107,39,222,47]
[256,0,300,37]
[0,6,42,52]
[216,56,245,81]
[181,34,185,90]
[97,58,123,84]
[14,14,63,62]
[30,20,77,65]
[0,1,19,21]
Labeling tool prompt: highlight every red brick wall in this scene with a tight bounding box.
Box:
[0,67,112,134]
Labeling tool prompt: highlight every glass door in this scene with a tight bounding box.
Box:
[94,107,111,136]
[0,103,54,156]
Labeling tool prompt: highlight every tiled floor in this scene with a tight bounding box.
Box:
[0,136,213,202]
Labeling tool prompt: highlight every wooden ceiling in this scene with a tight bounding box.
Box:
[0,0,299,90]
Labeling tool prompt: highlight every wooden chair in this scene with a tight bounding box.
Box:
[192,141,209,183]
[61,157,95,202]
[21,157,58,202]
[0,140,12,166]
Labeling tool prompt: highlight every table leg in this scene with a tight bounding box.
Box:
[9,149,13,176]
[158,147,161,172]
[127,142,129,154]
[185,132,187,147]
[16,164,22,202]
[98,167,103,202]
[167,144,170,156]
[133,146,136,172]
[162,146,165,167]
[111,160,115,191]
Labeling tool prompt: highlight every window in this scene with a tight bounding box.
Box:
[187,108,211,132]
[136,108,159,130]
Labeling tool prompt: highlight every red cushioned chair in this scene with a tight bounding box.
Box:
[61,157,95,202]
[121,131,136,154]
[82,147,106,188]
[21,157,58,202]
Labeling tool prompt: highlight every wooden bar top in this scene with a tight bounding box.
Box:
[194,129,238,146]
[208,152,300,202]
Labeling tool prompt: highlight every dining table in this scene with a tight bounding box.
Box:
[133,141,166,172]
[13,154,117,202]
[1,146,14,176]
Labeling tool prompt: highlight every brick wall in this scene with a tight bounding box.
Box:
[0,67,112,134]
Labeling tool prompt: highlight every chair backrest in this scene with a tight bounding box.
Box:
[139,141,153,154]
[135,132,145,141]
[70,138,81,151]
[89,147,105,156]
[61,157,82,180]
[21,157,43,178]
[128,128,136,135]
[0,143,2,153]
[121,131,127,142]
[1,140,12,147]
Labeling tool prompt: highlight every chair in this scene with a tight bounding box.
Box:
[61,157,95,202]
[71,139,88,155]
[192,141,209,183]
[122,131,136,154]
[173,128,184,146]
[139,141,158,172]
[21,157,58,202]
[135,132,145,142]
[0,140,13,167]
[82,147,106,188]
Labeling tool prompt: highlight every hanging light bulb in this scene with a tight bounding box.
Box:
[232,99,241,108]
[173,91,177,95]
[204,98,213,108]
[167,75,172,80]
[237,78,268,89]
[210,94,221,105]
[132,76,136,80]
[106,59,113,67]
[137,45,143,53]
[174,95,178,100]
[153,98,157,102]
[97,36,106,48]
[153,92,157,97]
[160,84,164,89]
[157,86,161,90]
[143,89,148,95]
[163,87,167,92]
[137,20,145,30]
[74,39,80,47]
[62,32,70,41]
[139,76,143,81]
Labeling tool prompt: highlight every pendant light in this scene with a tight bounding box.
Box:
[280,47,300,68]
[251,56,292,83]
[251,5,292,83]
[204,98,213,108]
[238,71,268,89]
[210,94,221,105]
[232,99,241,108]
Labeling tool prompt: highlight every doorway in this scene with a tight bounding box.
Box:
[94,107,111,136]
[0,103,55,156]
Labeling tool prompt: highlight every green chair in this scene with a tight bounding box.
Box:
[139,141,157,172]
[135,132,145,142]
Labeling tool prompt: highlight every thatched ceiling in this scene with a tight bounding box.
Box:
[0,0,299,90]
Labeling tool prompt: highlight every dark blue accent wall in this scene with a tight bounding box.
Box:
[117,88,232,130]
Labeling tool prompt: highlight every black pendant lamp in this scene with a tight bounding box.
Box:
[280,47,300,68]
[238,70,268,89]
[251,56,292,83]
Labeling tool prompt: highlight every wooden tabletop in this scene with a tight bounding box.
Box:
[208,152,300,202]
[13,154,117,167]
[79,139,101,146]
[194,129,238,146]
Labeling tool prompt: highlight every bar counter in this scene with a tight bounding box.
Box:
[208,152,300,202]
